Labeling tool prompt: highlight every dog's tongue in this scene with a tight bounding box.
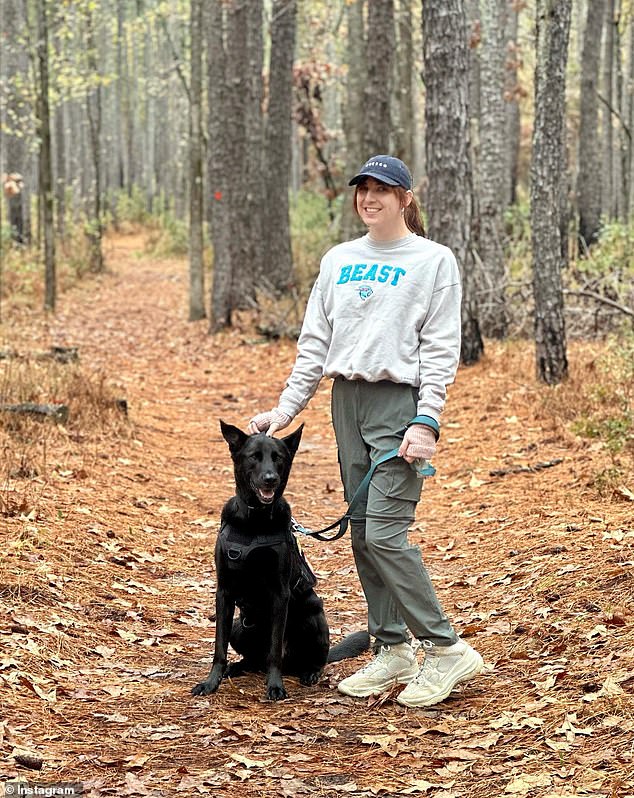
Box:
[259,488,275,502]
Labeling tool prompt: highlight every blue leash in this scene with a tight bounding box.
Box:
[291,448,435,542]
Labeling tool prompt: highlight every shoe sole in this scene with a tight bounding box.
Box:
[337,663,419,698]
[396,650,484,708]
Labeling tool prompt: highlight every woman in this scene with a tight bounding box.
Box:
[248,155,483,707]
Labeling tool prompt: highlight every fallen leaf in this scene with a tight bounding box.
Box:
[230,753,274,768]
[505,773,551,793]
[402,780,455,794]
[114,628,140,643]
[359,733,406,756]
[583,676,625,702]
[615,485,634,501]
[469,473,487,488]
[17,674,57,702]
[461,732,502,750]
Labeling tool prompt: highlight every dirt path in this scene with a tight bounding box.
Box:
[1,231,633,798]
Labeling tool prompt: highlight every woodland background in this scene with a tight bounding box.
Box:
[0,2,633,797]
[0,0,633,369]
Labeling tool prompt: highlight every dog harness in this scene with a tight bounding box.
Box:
[219,524,317,595]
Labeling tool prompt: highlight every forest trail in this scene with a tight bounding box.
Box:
[1,230,633,798]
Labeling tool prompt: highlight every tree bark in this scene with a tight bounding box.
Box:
[364,0,394,154]
[602,0,616,219]
[504,1,522,208]
[422,0,484,365]
[476,0,508,338]
[3,0,30,245]
[263,0,297,291]
[394,0,415,168]
[85,6,104,273]
[341,0,367,240]
[188,0,205,321]
[36,0,56,311]
[531,0,572,385]
[577,0,605,249]
[207,0,233,330]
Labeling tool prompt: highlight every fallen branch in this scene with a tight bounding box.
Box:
[0,346,79,362]
[489,458,564,477]
[564,288,634,318]
[39,346,79,363]
[0,403,69,423]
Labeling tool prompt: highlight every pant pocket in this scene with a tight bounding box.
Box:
[370,457,423,504]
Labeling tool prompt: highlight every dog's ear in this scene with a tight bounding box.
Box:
[281,424,303,459]
[220,420,248,454]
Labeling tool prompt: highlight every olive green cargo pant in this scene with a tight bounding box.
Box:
[331,377,458,647]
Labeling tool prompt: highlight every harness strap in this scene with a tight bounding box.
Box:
[291,448,435,542]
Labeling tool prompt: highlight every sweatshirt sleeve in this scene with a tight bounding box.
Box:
[416,254,462,422]
[277,276,332,419]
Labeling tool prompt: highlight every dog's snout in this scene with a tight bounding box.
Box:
[262,471,279,487]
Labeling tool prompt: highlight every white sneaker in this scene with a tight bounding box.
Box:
[397,639,483,708]
[337,642,419,697]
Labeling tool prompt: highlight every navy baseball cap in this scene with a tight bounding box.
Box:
[348,155,413,190]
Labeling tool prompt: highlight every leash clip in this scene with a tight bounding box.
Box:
[411,458,436,478]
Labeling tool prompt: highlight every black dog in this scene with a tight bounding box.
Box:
[191,421,369,701]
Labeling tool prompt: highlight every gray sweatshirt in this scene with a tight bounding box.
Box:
[277,233,462,424]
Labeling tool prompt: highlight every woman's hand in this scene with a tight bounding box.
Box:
[248,408,292,436]
[398,424,437,463]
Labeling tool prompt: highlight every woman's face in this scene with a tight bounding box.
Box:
[355,178,410,238]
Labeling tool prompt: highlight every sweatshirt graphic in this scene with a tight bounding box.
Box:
[277,233,462,423]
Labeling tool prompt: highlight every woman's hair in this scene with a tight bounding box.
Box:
[353,182,426,237]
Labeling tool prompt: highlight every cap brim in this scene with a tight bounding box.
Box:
[348,171,401,187]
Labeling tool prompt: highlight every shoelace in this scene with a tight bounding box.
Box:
[359,644,415,674]
[358,645,392,673]
[413,640,442,685]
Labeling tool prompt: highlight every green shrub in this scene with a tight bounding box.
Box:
[144,212,189,257]
[290,190,339,294]
[569,334,633,456]
[113,185,153,226]
[577,219,634,277]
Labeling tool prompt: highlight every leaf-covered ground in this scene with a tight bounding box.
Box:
[1,231,633,798]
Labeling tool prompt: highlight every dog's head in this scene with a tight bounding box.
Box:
[220,421,303,506]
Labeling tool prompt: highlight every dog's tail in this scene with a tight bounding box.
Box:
[327,630,371,663]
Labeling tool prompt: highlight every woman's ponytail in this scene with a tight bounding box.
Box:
[403,193,425,237]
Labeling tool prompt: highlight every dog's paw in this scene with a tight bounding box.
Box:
[266,683,288,701]
[299,670,322,686]
[191,679,219,697]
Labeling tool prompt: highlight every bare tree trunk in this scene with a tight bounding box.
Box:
[3,0,30,246]
[602,0,616,219]
[85,7,104,273]
[53,31,66,239]
[423,0,483,365]
[614,1,629,220]
[115,0,126,196]
[364,0,394,153]
[504,0,522,207]
[476,0,508,338]
[341,0,366,240]
[263,0,297,291]
[577,0,605,249]
[225,0,253,306]
[628,13,634,213]
[189,0,205,321]
[36,0,55,311]
[531,0,572,385]
[242,0,264,284]
[394,0,415,168]
[207,0,233,330]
